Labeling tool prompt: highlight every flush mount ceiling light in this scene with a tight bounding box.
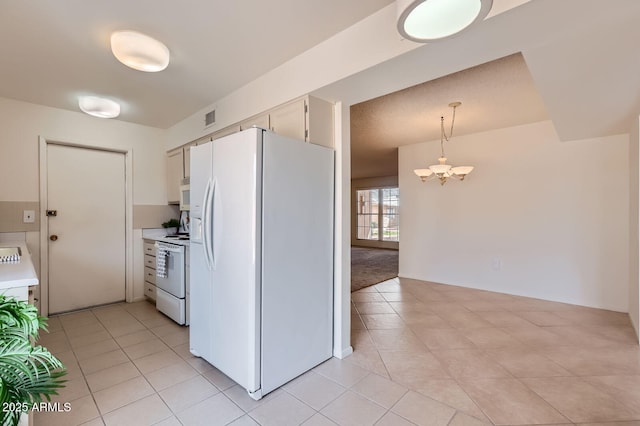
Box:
[397,0,493,42]
[78,96,120,118]
[414,101,474,185]
[110,30,170,72]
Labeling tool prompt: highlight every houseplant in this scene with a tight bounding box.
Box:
[162,218,180,235]
[0,295,66,426]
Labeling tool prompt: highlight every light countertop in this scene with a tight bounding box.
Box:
[146,236,190,247]
[0,241,39,291]
[142,228,190,247]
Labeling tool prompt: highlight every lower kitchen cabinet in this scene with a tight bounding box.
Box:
[143,240,157,301]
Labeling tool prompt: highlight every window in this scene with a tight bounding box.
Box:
[356,187,399,242]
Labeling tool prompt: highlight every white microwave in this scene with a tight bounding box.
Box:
[179,184,190,211]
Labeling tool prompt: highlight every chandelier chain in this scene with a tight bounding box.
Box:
[440,103,457,158]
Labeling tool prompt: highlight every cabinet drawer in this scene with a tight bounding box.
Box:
[144,282,156,301]
[144,242,156,256]
[144,267,156,284]
[144,255,156,268]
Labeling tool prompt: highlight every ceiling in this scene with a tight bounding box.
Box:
[344,0,640,179]
[0,0,393,128]
[2,0,640,181]
[350,53,548,179]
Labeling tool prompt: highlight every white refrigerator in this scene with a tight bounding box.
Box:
[189,128,334,400]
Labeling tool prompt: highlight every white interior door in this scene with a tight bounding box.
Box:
[47,144,126,314]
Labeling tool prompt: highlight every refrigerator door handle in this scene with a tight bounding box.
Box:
[202,178,214,271]
[209,178,217,269]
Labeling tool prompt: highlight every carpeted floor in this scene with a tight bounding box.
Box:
[351,246,399,292]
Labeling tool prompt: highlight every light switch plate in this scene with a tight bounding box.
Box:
[23,210,35,223]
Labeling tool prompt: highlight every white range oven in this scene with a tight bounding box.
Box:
[154,241,188,325]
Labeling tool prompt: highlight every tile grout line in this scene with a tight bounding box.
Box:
[362,284,499,425]
[56,303,186,425]
[95,304,194,424]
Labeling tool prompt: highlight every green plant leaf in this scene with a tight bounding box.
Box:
[0,295,67,426]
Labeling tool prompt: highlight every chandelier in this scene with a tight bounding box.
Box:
[413,101,474,185]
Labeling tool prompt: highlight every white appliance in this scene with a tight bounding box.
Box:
[155,241,187,325]
[179,181,190,211]
[189,128,334,400]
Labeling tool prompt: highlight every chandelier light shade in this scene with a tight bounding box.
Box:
[397,0,493,42]
[413,101,474,185]
[110,30,170,72]
[78,96,120,118]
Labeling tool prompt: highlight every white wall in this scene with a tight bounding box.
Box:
[399,120,629,312]
[166,4,417,150]
[0,96,167,304]
[630,115,639,336]
[0,97,166,204]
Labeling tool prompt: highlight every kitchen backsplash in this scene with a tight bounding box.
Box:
[133,204,179,229]
[0,203,178,232]
[0,201,39,232]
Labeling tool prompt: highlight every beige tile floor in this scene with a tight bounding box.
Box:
[34,277,640,426]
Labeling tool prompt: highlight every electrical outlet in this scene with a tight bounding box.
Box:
[23,210,35,223]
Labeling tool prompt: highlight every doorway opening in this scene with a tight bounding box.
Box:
[351,185,399,292]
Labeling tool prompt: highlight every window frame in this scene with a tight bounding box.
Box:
[356,187,399,242]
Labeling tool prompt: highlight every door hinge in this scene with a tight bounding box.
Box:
[305,129,309,140]
[304,103,308,113]
[46,210,57,217]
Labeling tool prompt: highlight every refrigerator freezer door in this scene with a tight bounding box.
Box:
[189,240,212,358]
[208,128,262,393]
[189,142,212,223]
[260,132,334,395]
[189,142,213,359]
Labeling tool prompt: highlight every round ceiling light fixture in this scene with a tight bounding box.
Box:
[78,96,121,118]
[110,30,170,72]
[397,0,493,42]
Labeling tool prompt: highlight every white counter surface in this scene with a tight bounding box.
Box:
[142,228,190,247]
[0,242,39,291]
[143,235,190,247]
[153,237,189,247]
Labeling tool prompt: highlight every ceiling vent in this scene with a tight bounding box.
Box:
[205,109,216,127]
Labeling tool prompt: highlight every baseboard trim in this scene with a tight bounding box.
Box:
[334,345,353,359]
[629,312,639,344]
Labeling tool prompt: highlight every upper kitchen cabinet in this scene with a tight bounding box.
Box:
[270,96,334,148]
[239,114,270,132]
[304,96,334,148]
[238,96,334,147]
[269,99,304,141]
[166,95,333,203]
[166,148,184,204]
[183,144,193,179]
[211,124,241,141]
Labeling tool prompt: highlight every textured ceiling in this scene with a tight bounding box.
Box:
[350,53,548,179]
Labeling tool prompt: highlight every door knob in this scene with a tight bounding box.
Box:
[50,235,58,241]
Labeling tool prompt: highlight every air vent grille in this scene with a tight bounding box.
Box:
[205,110,216,126]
